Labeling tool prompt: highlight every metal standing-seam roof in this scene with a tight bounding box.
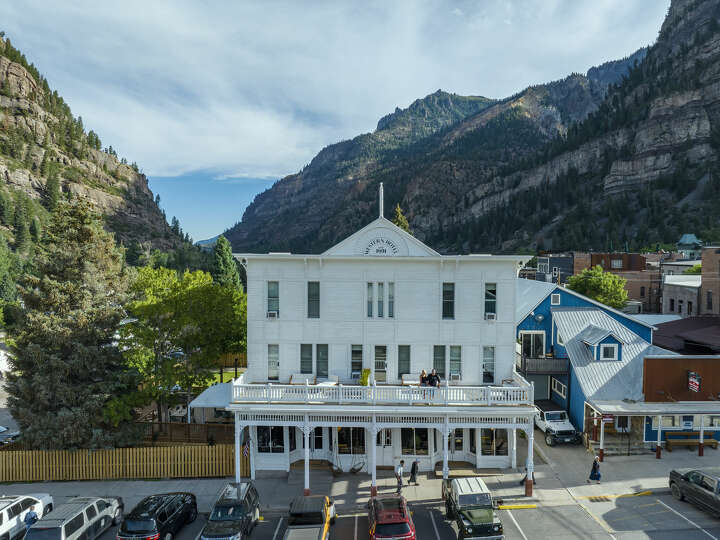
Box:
[552,307,675,402]
[515,279,557,323]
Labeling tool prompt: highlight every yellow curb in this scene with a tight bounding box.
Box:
[576,490,652,500]
[498,504,537,509]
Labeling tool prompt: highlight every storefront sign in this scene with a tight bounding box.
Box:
[602,414,614,423]
[688,371,701,392]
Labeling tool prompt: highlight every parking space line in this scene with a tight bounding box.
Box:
[656,499,718,540]
[505,509,529,540]
[272,517,283,540]
[428,509,441,540]
[354,515,357,540]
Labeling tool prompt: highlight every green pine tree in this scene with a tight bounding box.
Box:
[29,217,41,243]
[0,191,12,226]
[392,204,411,233]
[45,174,60,211]
[211,235,242,290]
[6,201,142,449]
[13,205,29,250]
[125,240,144,266]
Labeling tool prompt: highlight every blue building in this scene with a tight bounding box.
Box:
[515,279,720,455]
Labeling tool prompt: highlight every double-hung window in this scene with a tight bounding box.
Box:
[388,282,395,318]
[398,345,411,378]
[442,283,455,319]
[316,344,328,378]
[377,283,384,317]
[300,344,313,374]
[307,281,320,318]
[433,345,446,378]
[482,346,495,383]
[449,346,461,379]
[367,283,374,317]
[351,345,363,378]
[268,344,279,381]
[484,283,497,318]
[267,281,279,316]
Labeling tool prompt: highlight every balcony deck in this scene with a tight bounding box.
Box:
[231,375,533,407]
[515,355,569,375]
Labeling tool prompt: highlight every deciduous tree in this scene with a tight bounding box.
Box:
[567,265,628,309]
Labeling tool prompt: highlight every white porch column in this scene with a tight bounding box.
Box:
[599,419,605,462]
[250,426,256,480]
[699,415,705,457]
[284,426,290,472]
[475,428,482,469]
[511,428,517,469]
[656,415,662,459]
[370,418,379,496]
[303,416,312,495]
[442,418,450,480]
[525,427,534,497]
[234,412,241,483]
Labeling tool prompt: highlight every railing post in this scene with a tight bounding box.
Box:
[444,380,449,405]
[267,383,271,404]
[372,379,377,405]
[305,379,310,403]
[339,384,343,404]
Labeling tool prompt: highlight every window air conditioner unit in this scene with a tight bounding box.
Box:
[450,373,462,381]
[485,313,497,321]
[351,371,361,379]
[267,311,279,319]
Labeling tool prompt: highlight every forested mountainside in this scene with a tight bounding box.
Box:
[228,0,720,255]
[0,35,181,253]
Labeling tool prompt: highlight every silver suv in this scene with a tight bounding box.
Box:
[0,494,54,540]
[25,497,123,540]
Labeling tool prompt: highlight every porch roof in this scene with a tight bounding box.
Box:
[189,382,232,409]
[588,400,720,416]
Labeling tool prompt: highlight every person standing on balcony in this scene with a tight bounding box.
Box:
[427,368,441,399]
[420,369,428,386]
[395,460,405,493]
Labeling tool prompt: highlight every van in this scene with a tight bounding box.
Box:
[25,497,123,540]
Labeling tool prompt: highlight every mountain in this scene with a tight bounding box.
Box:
[225,42,651,253]
[0,35,179,251]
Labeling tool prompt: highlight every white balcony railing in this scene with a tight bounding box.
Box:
[231,379,533,407]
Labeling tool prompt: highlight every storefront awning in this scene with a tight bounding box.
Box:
[589,400,720,416]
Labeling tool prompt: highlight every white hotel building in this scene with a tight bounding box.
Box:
[229,188,537,495]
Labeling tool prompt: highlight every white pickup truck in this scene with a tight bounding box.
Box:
[534,401,581,446]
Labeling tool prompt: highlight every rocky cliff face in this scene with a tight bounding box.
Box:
[225,45,649,253]
[0,37,178,250]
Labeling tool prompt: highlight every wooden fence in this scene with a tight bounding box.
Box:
[140,422,234,444]
[0,444,250,482]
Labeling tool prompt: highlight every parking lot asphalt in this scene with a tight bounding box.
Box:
[71,492,720,540]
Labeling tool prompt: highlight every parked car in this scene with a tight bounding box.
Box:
[368,494,415,540]
[0,432,20,445]
[25,496,122,540]
[443,477,504,539]
[199,483,260,540]
[669,467,720,516]
[0,494,54,540]
[282,495,335,540]
[117,493,197,540]
[534,401,581,446]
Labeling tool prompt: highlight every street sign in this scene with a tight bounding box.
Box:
[688,371,701,392]
[602,414,614,423]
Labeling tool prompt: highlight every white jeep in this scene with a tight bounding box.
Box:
[534,404,581,446]
[0,494,54,540]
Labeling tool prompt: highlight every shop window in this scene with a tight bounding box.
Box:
[257,426,284,453]
[481,428,508,456]
[469,428,476,454]
[338,427,365,454]
[401,428,428,455]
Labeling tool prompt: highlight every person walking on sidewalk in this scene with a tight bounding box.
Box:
[395,460,405,494]
[587,456,601,484]
[409,459,420,485]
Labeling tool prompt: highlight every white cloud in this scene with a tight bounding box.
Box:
[0,0,670,179]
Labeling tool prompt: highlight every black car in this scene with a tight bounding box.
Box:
[199,483,261,540]
[116,493,197,540]
[669,467,720,517]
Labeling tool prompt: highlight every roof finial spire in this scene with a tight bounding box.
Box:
[379,182,384,218]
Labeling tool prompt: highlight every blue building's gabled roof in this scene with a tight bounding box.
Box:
[677,233,701,246]
[553,307,674,402]
[577,324,625,346]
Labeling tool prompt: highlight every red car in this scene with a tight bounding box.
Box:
[368,494,416,539]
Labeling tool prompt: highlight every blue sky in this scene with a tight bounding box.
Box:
[1,1,670,241]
